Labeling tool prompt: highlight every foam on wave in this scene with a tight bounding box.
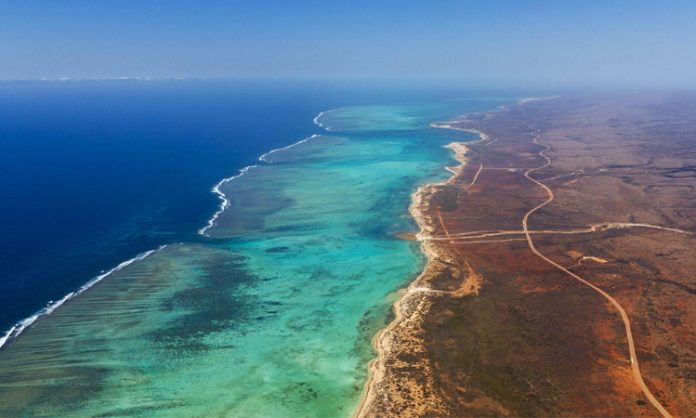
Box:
[258,134,320,163]
[0,245,166,350]
[197,165,259,236]
[1,108,342,349]
[313,108,340,131]
[1,107,341,348]
[199,127,328,236]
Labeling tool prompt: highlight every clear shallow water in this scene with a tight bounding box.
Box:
[0,80,485,332]
[0,80,333,331]
[0,96,509,417]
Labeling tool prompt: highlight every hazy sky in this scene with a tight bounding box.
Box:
[2,0,696,87]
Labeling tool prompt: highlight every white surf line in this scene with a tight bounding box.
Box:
[200,133,326,236]
[198,165,258,236]
[198,108,341,237]
[258,134,320,163]
[200,108,337,237]
[313,108,342,131]
[0,245,166,350]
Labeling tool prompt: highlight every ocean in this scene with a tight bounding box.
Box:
[0,80,511,416]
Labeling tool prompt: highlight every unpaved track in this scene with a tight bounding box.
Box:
[522,134,673,418]
[470,163,484,186]
[420,222,693,242]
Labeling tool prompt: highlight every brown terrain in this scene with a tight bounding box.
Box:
[356,94,696,417]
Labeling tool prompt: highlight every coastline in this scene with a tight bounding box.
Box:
[6,94,693,415]
[0,102,498,415]
[356,94,696,416]
[354,125,492,417]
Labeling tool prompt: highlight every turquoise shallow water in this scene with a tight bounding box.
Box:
[0,98,507,417]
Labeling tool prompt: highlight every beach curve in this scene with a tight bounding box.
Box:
[354,125,493,418]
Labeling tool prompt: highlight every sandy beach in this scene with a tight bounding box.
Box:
[355,128,491,418]
[360,94,696,417]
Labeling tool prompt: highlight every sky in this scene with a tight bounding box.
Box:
[2,0,696,87]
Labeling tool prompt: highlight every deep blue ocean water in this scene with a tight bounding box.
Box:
[0,80,329,330]
[0,81,526,416]
[0,80,510,332]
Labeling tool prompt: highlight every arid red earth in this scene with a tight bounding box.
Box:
[357,94,696,417]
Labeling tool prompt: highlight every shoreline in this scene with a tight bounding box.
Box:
[357,94,692,416]
[354,124,492,417]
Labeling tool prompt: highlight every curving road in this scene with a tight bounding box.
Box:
[521,133,673,418]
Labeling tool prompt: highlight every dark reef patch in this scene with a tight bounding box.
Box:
[149,250,264,352]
